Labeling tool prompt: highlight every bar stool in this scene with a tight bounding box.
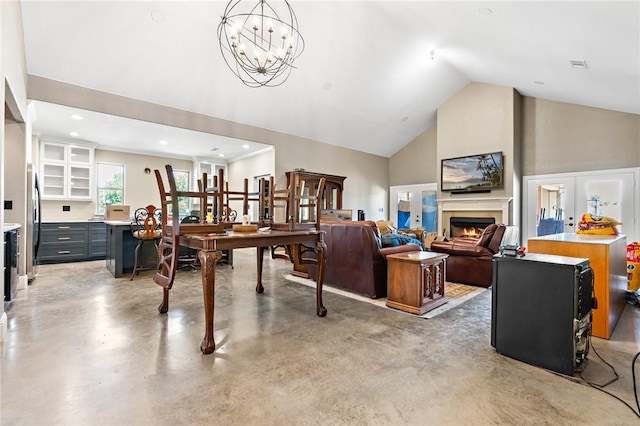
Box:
[130,205,162,280]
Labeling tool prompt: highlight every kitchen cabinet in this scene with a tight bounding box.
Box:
[196,160,226,189]
[40,141,94,200]
[39,221,106,264]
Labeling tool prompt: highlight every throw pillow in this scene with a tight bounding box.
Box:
[376,220,396,235]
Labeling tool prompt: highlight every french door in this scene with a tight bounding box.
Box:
[389,183,437,231]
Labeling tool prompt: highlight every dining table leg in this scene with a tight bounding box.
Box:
[199,250,222,354]
[314,240,327,317]
[255,246,265,293]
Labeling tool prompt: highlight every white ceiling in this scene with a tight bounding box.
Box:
[21,1,640,159]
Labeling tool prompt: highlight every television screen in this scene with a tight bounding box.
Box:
[441,152,504,192]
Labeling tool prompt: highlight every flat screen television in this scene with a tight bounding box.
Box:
[441,152,504,192]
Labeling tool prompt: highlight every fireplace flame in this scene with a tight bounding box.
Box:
[461,227,482,238]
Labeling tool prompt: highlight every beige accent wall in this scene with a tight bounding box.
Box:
[28,76,391,222]
[522,97,640,176]
[437,82,518,203]
[227,149,274,217]
[389,126,437,186]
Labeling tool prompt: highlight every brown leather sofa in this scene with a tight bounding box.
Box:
[307,220,422,298]
[429,224,506,288]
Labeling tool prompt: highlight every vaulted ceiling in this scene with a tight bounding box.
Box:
[21,1,640,160]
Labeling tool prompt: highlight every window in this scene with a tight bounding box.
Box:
[96,163,125,214]
[173,169,191,220]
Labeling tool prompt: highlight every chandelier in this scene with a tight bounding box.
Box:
[217,0,305,88]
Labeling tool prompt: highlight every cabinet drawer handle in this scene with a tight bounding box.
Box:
[57,250,71,254]
[58,226,71,229]
[58,237,71,241]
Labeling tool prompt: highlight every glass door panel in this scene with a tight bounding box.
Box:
[421,190,437,232]
[575,172,636,241]
[390,183,437,231]
[524,176,575,243]
[396,191,411,229]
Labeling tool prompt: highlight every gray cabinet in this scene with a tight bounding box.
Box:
[89,222,107,258]
[39,221,106,264]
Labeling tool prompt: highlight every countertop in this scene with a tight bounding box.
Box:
[43,219,105,223]
[3,223,22,232]
[104,220,132,226]
[528,232,626,245]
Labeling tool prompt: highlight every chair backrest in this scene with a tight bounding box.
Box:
[267,174,326,231]
[132,205,161,238]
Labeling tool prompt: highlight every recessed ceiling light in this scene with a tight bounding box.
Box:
[150,9,165,22]
[401,116,409,122]
[159,140,168,145]
[218,153,225,158]
[570,60,588,70]
[69,131,79,137]
[70,114,84,120]
[533,80,545,85]
[210,147,219,152]
[242,144,249,149]
[478,8,492,15]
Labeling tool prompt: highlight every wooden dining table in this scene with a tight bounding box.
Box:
[160,227,327,354]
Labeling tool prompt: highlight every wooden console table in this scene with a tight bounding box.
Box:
[528,233,627,339]
[164,228,327,354]
[386,251,449,315]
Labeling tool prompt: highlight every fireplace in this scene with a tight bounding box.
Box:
[450,217,495,240]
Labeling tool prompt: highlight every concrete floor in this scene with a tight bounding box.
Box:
[2,250,640,425]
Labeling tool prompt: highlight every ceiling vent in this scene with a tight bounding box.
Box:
[570,60,588,70]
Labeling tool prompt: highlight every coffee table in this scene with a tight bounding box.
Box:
[386,251,449,315]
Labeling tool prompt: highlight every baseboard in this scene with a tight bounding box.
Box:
[18,274,28,291]
[0,312,7,342]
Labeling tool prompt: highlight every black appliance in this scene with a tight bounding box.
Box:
[4,228,19,302]
[491,253,594,376]
[26,163,41,282]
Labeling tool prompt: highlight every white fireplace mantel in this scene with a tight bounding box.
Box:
[437,197,513,236]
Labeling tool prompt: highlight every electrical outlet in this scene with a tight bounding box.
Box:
[378,207,384,212]
[63,205,71,212]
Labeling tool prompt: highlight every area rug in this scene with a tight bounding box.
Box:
[283,274,487,318]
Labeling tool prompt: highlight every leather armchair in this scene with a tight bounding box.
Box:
[429,224,506,288]
[307,220,422,298]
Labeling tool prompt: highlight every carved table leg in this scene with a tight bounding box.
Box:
[256,246,265,293]
[314,240,328,317]
[199,250,222,354]
[158,288,169,314]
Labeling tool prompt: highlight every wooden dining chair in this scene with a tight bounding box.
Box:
[153,165,225,296]
[129,204,162,280]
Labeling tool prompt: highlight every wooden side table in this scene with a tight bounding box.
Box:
[386,251,449,315]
